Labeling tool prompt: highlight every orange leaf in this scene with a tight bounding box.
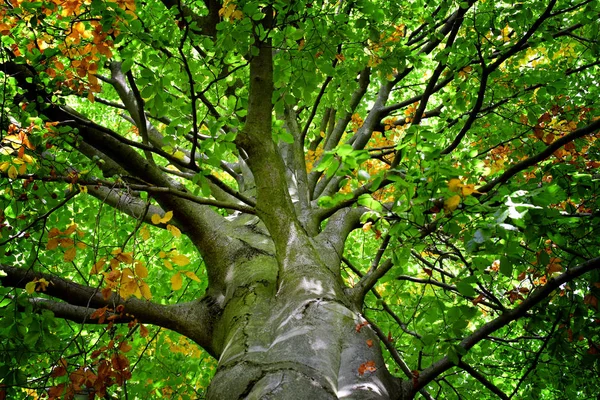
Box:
[358,360,377,375]
[355,321,368,332]
[90,306,107,321]
[366,339,373,347]
[101,287,112,301]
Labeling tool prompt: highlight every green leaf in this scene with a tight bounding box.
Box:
[456,281,477,297]
[499,256,512,277]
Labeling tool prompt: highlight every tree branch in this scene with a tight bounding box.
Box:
[477,117,600,194]
[458,361,509,400]
[0,264,217,355]
[410,254,600,395]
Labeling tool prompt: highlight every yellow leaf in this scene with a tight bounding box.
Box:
[160,211,173,224]
[121,268,135,283]
[0,161,9,172]
[64,246,77,262]
[135,261,148,278]
[171,254,190,267]
[140,226,150,241]
[158,251,166,259]
[172,150,186,160]
[460,184,480,197]
[151,214,161,224]
[37,278,50,291]
[139,281,152,300]
[18,163,26,175]
[183,270,201,282]
[119,280,137,299]
[25,281,37,294]
[171,272,183,290]
[7,165,17,179]
[444,195,461,212]
[110,258,120,270]
[167,224,181,238]
[162,260,173,270]
[91,258,106,275]
[448,179,462,192]
[231,9,243,20]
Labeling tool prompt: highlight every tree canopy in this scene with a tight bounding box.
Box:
[1,0,600,399]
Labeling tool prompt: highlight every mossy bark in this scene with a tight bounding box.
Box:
[202,220,404,399]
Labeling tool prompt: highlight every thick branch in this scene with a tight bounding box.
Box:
[0,264,217,355]
[235,37,300,244]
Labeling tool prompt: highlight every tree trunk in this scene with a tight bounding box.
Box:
[204,220,404,400]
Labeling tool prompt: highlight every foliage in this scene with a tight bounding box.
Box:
[1,0,600,398]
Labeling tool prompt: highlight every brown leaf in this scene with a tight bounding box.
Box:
[140,323,149,338]
[584,294,598,310]
[119,341,133,353]
[471,294,484,305]
[111,354,130,371]
[63,246,77,262]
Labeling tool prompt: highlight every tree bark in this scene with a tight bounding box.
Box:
[202,217,405,399]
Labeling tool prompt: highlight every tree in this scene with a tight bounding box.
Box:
[0,0,599,398]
